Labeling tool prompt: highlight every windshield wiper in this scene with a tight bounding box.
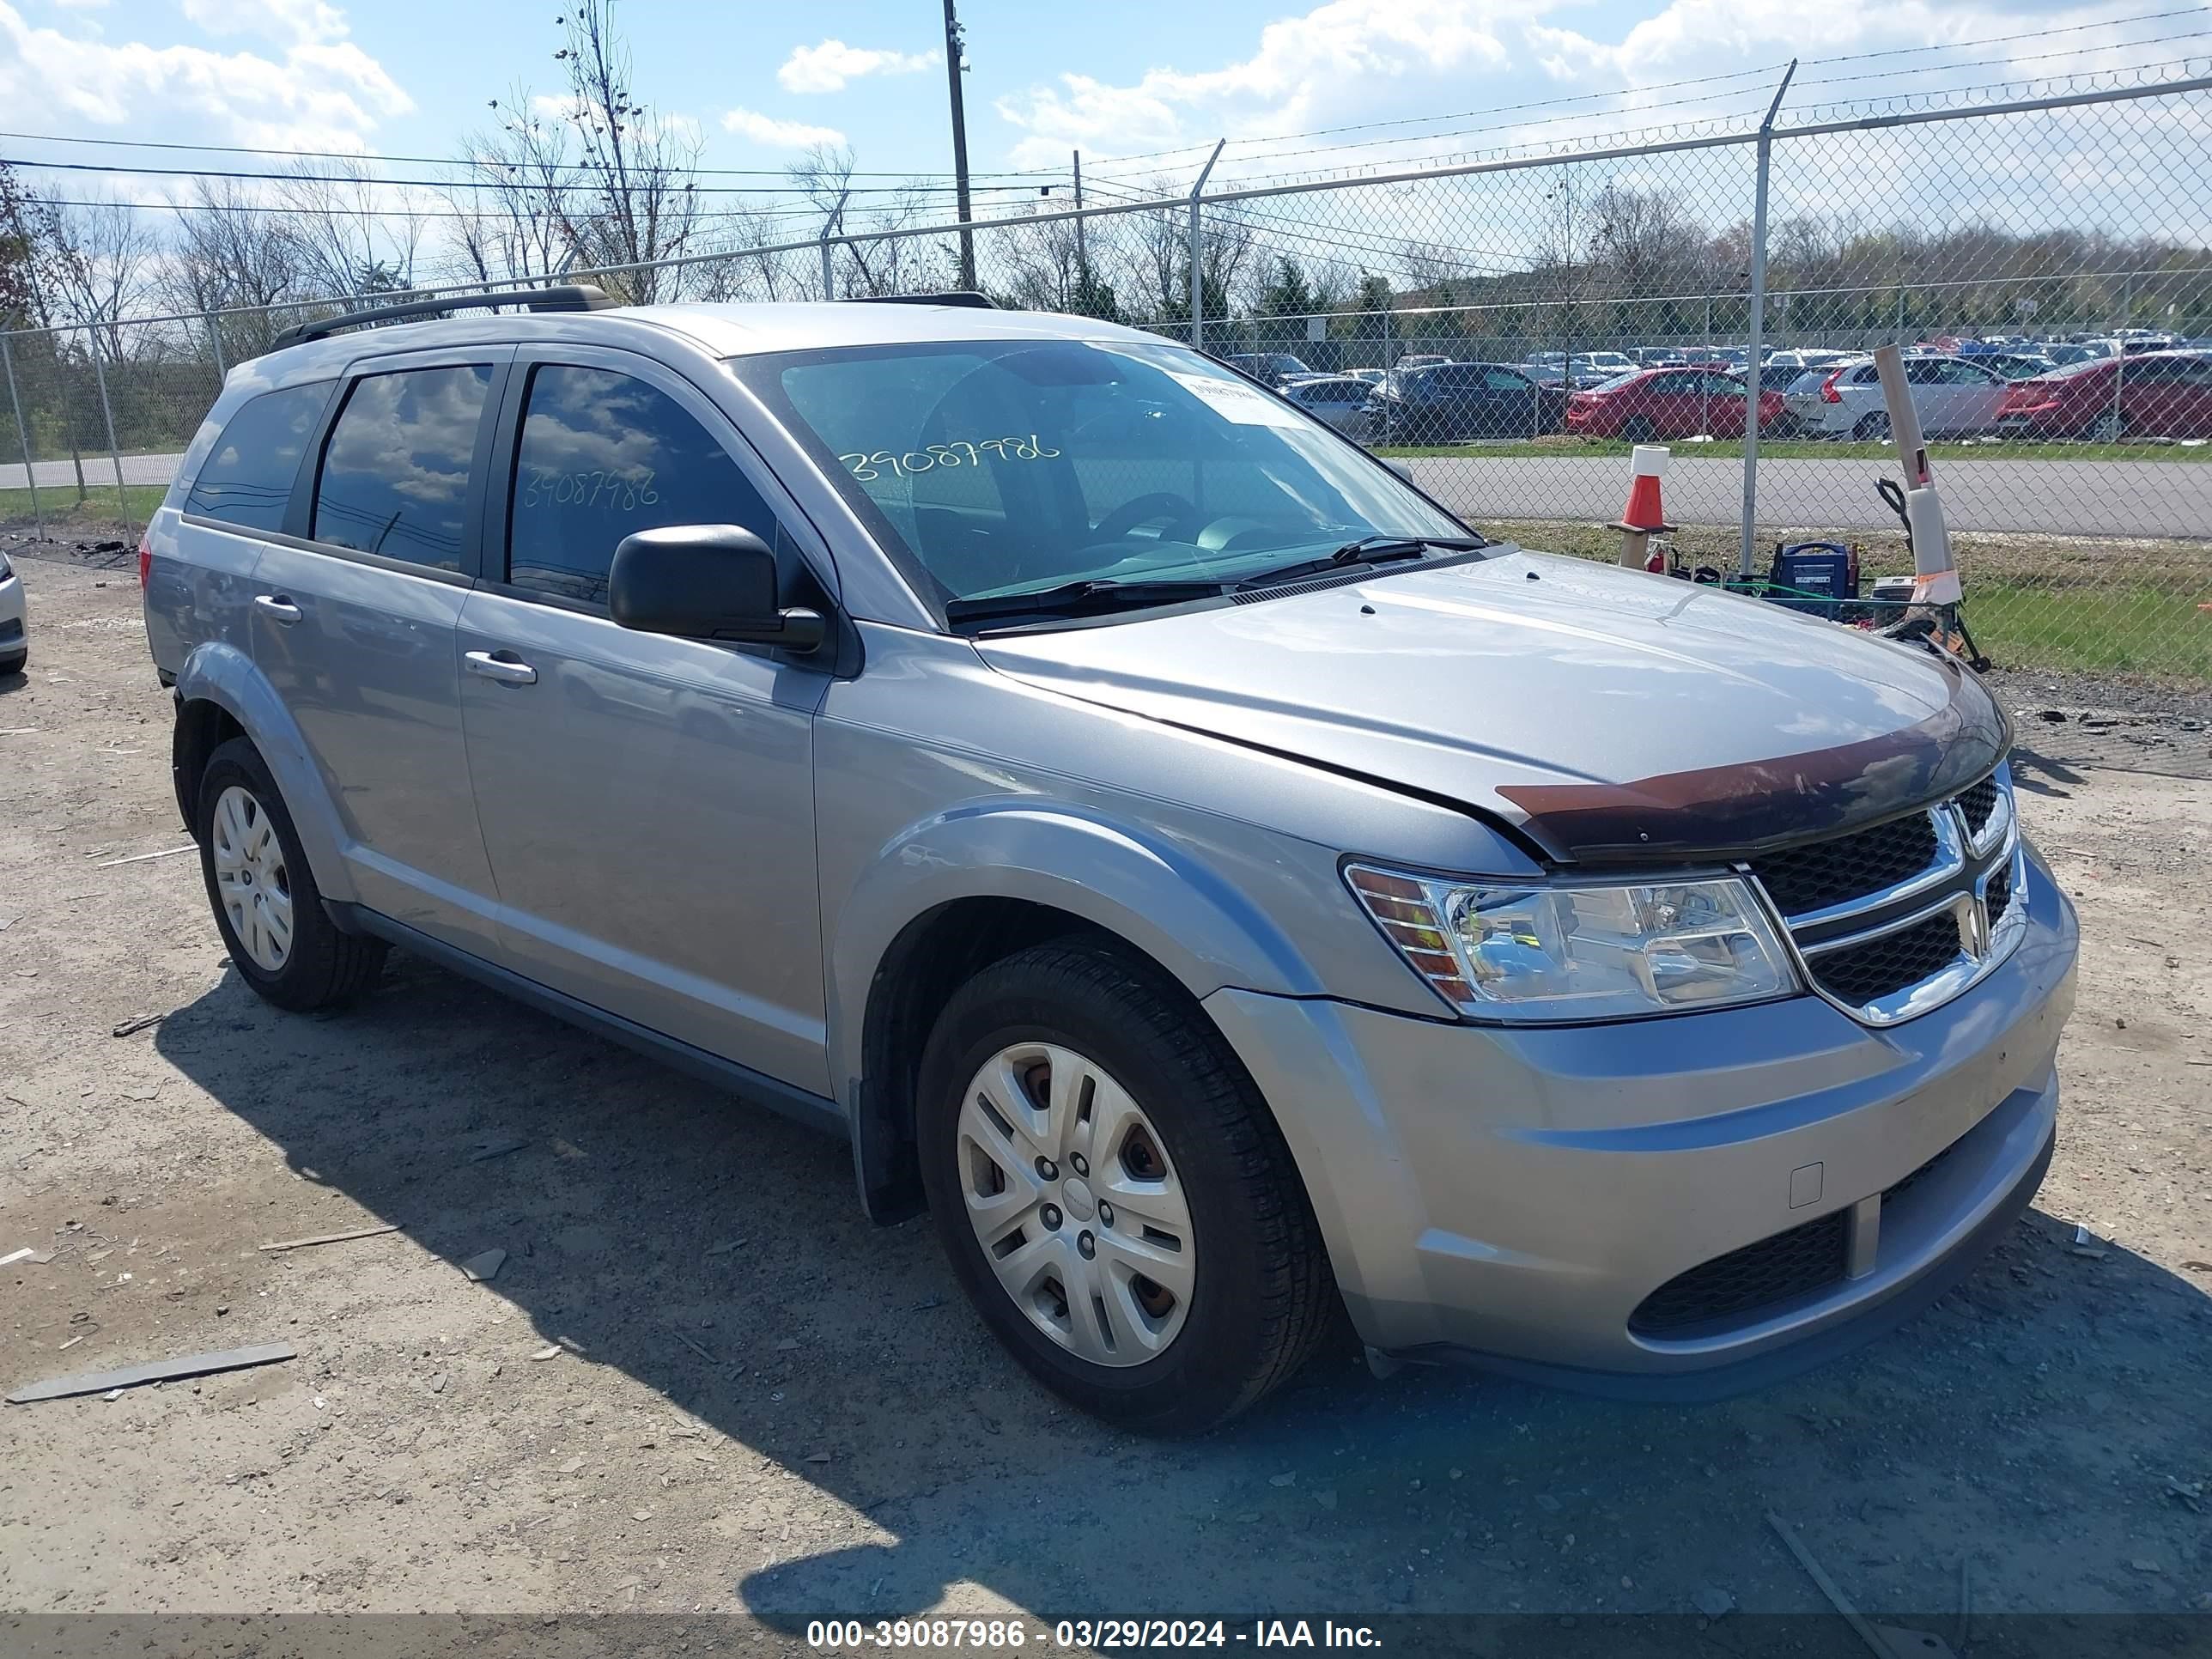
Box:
[943,576,1224,626]
[1235,534,1490,592]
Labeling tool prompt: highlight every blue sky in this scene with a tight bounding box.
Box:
[4,0,2193,189]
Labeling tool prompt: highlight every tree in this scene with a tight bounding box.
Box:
[550,1,703,302]
[161,178,308,361]
[276,159,424,299]
[445,88,578,287]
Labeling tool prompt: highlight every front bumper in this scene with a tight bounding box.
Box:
[1204,843,2077,1395]
[0,571,25,651]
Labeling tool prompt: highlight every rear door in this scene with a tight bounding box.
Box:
[252,346,510,955]
[454,346,835,1094]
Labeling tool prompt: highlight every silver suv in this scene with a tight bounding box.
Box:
[143,287,2076,1431]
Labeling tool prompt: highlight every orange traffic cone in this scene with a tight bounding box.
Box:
[1620,444,1671,532]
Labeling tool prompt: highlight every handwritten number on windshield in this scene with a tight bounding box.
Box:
[838,436,1060,481]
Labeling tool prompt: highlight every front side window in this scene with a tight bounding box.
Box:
[313,365,492,569]
[746,337,1467,611]
[186,382,329,531]
[506,364,779,606]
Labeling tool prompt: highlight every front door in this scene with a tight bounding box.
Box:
[454,349,835,1095]
[252,349,511,955]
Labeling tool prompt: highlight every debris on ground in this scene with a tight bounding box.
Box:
[258,1223,400,1253]
[109,1013,167,1037]
[94,845,198,869]
[465,1136,529,1164]
[6,1341,296,1404]
[529,1345,562,1362]
[1768,1510,1934,1659]
[1,1247,56,1267]
[1692,1586,1735,1620]
[459,1249,506,1283]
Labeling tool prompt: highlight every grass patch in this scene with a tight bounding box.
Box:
[0,483,165,532]
[1377,436,2212,463]
[1483,519,2212,685]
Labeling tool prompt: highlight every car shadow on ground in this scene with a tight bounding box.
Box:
[154,948,2212,1620]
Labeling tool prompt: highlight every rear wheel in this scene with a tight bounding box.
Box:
[917,940,1334,1434]
[0,648,23,677]
[1621,416,1656,443]
[1854,411,1892,441]
[196,738,385,1012]
[2088,410,2124,442]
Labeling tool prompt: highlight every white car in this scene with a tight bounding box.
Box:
[1765,349,1854,375]
[0,551,26,676]
[1786,354,2011,440]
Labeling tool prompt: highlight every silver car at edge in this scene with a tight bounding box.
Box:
[143,289,2076,1433]
[0,548,27,676]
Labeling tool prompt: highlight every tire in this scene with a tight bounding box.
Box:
[917,939,1334,1434]
[1621,416,1656,444]
[196,736,386,1012]
[0,649,23,677]
[1854,411,1891,441]
[2088,411,2124,443]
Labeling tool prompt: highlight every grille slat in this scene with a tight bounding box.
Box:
[1630,1210,1850,1335]
[1748,812,1940,919]
[1808,910,1965,1007]
[1956,775,2000,842]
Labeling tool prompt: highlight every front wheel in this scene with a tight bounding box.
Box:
[917,941,1334,1434]
[2088,410,2124,442]
[1620,416,1656,443]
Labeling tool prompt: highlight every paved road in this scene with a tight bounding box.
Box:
[1407,453,2212,538]
[6,448,2209,539]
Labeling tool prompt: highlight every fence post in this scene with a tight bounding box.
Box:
[88,337,133,529]
[2109,271,2131,439]
[1188,140,1226,352]
[2,335,41,538]
[1702,291,1713,436]
[207,315,228,384]
[1739,59,1797,580]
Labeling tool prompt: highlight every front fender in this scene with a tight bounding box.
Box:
[174,641,356,905]
[826,798,1326,1106]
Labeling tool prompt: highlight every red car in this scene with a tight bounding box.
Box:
[1995,350,2212,441]
[1564,367,1789,440]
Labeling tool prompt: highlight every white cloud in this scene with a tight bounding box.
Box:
[0,0,409,153]
[777,38,939,94]
[179,0,347,45]
[990,0,2148,175]
[721,106,847,149]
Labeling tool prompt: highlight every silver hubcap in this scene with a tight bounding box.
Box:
[957,1042,1194,1367]
[210,784,293,973]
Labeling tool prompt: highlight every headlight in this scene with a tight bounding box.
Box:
[0,552,13,579]
[1345,864,1800,1023]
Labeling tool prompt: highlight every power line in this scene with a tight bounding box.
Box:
[0,127,1063,181]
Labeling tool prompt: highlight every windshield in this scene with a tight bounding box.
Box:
[744,337,1470,615]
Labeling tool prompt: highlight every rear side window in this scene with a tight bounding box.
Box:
[185,383,328,532]
[313,364,493,570]
[506,364,781,607]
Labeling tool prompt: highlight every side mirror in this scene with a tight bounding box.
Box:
[608,524,826,653]
[1382,459,1413,483]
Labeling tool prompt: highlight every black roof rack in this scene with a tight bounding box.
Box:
[270,283,617,351]
[844,291,997,309]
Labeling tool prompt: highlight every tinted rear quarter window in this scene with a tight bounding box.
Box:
[313,364,493,570]
[185,383,330,531]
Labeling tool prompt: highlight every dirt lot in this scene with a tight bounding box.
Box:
[2,550,2209,1633]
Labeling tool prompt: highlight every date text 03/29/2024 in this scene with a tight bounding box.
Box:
[806,1620,1383,1650]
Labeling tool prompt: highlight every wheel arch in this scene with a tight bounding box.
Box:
[172,641,356,905]
[832,804,1325,1222]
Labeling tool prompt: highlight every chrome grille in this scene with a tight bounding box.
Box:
[1747,763,2026,1027]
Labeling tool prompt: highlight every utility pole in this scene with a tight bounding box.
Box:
[1188,139,1226,353]
[1073,149,1086,282]
[942,0,976,291]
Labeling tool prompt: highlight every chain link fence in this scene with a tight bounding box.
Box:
[4,73,2209,765]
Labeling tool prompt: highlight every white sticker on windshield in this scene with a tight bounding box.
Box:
[1167,371,1307,428]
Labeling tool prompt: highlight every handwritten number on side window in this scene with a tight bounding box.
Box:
[837,436,1060,482]
[520,467,660,512]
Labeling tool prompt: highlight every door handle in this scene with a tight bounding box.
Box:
[252,593,301,624]
[465,649,538,686]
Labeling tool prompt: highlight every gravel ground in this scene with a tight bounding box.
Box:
[2,553,2209,1636]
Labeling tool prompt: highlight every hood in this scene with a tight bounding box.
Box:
[975,549,2008,865]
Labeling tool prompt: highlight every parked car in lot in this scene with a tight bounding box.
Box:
[0,550,26,675]
[1374,361,1562,442]
[1763,349,1853,377]
[1282,374,1380,440]
[1224,352,1315,386]
[1346,368,1388,386]
[1787,355,2010,440]
[1995,350,2212,441]
[143,285,2075,1432]
[1565,366,1784,439]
